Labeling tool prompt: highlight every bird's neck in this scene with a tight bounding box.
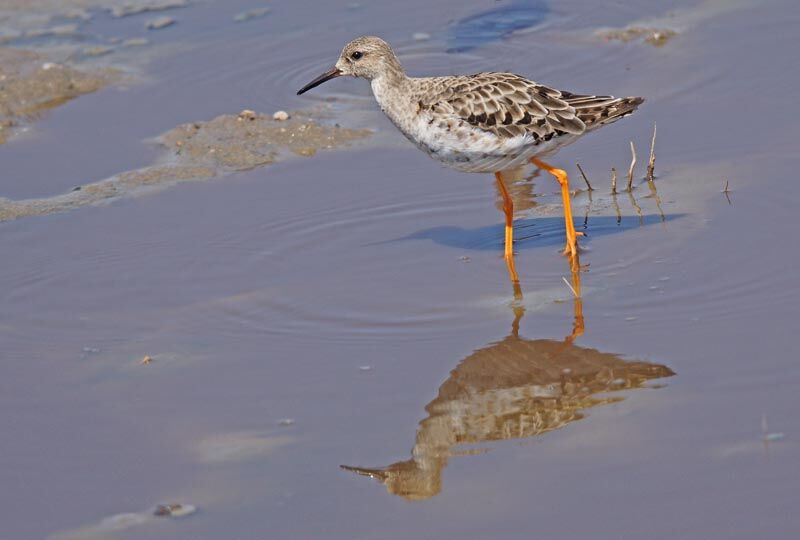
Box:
[371,65,414,129]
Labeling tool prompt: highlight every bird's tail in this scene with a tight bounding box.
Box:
[563,93,644,129]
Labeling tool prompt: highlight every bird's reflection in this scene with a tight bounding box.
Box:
[342,258,674,500]
[494,167,540,215]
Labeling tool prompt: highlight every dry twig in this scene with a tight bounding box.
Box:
[576,163,593,191]
[627,141,637,191]
[611,167,618,194]
[646,123,657,182]
[722,179,732,205]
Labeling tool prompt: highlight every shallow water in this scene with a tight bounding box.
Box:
[2,1,800,539]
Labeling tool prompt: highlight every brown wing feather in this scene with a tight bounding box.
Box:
[561,92,645,129]
[419,73,586,143]
[418,73,643,142]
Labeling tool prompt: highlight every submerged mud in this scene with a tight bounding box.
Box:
[0,48,114,143]
[0,0,185,46]
[594,0,751,47]
[597,27,677,47]
[0,110,371,222]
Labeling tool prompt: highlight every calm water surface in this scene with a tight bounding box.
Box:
[1,1,799,539]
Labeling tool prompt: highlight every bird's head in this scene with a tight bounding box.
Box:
[297,36,402,95]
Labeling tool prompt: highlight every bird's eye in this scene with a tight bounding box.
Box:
[350,51,363,60]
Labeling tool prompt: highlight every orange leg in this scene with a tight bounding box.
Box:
[495,172,519,284]
[530,158,584,257]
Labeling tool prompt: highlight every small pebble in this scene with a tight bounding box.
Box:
[153,503,196,517]
[146,16,175,30]
[272,110,289,121]
[238,109,257,121]
[359,365,372,372]
[278,418,295,426]
[141,355,153,365]
[41,62,59,71]
[611,378,626,386]
[459,255,471,262]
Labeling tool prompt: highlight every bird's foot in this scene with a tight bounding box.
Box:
[561,231,584,256]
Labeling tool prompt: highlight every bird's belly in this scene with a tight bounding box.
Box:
[404,119,564,173]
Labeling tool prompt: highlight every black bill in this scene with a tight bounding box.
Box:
[296,67,342,95]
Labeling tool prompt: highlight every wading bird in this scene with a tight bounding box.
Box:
[298,36,642,284]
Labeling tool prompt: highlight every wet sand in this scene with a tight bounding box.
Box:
[2,1,799,539]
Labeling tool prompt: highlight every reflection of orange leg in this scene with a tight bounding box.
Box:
[510,298,525,338]
[567,253,585,342]
[495,172,519,284]
[530,158,583,257]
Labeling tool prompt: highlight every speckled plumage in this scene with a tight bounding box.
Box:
[299,36,643,173]
[377,71,642,172]
[297,36,644,272]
